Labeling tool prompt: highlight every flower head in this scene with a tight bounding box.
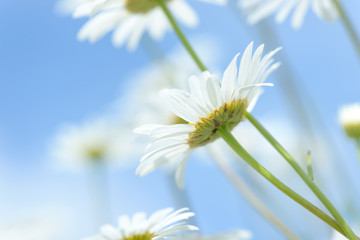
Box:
[239,0,338,29]
[58,0,225,50]
[84,208,198,240]
[338,103,360,139]
[51,118,135,170]
[135,42,281,188]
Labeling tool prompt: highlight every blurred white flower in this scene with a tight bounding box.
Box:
[239,0,338,29]
[84,207,198,240]
[338,103,360,139]
[134,42,280,188]
[58,0,225,50]
[51,117,136,170]
[180,230,252,240]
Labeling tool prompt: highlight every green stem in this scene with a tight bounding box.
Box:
[356,138,360,165]
[217,125,353,239]
[216,125,350,238]
[156,0,207,71]
[333,0,360,60]
[245,112,357,240]
[208,145,301,240]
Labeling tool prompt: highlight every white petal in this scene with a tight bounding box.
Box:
[169,0,198,27]
[150,124,194,139]
[136,145,189,176]
[205,74,222,109]
[100,224,122,239]
[312,0,338,22]
[160,89,202,123]
[221,53,239,102]
[238,42,254,87]
[77,11,123,43]
[246,0,283,24]
[73,0,104,18]
[275,0,297,23]
[133,124,164,135]
[112,15,139,47]
[291,0,310,29]
[174,152,191,188]
[127,16,148,50]
[148,8,170,40]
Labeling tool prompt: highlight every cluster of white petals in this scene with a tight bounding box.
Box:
[57,0,225,50]
[135,42,281,188]
[239,0,338,29]
[84,208,198,240]
[339,103,360,127]
[51,118,135,170]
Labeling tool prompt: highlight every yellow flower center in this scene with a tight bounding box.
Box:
[85,146,106,160]
[343,123,360,139]
[187,99,248,148]
[124,0,169,13]
[123,232,156,240]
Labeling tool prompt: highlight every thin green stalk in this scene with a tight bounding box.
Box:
[245,112,357,240]
[87,160,112,229]
[155,0,207,71]
[216,125,352,239]
[356,138,360,165]
[333,0,360,60]
[208,145,301,240]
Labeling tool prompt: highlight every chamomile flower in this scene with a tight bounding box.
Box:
[239,0,338,29]
[84,208,198,240]
[61,0,226,50]
[51,117,135,171]
[135,42,281,188]
[338,103,360,139]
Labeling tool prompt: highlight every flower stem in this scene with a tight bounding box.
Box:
[216,125,353,239]
[333,0,360,61]
[244,111,357,240]
[208,145,301,240]
[156,0,207,71]
[356,138,360,165]
[87,160,112,229]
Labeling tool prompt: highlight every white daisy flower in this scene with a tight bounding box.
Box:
[338,103,360,139]
[180,230,252,240]
[84,207,198,240]
[62,0,226,50]
[134,42,281,188]
[239,0,338,29]
[50,117,136,171]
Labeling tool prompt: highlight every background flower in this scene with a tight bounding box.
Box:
[85,208,198,240]
[57,0,226,50]
[338,103,360,140]
[239,0,338,29]
[50,117,136,171]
